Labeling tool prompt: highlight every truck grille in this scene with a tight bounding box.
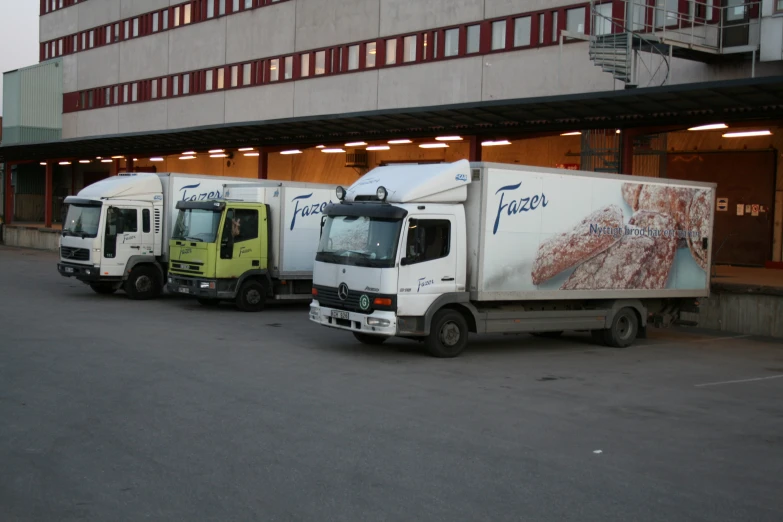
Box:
[314,285,396,313]
[60,246,89,261]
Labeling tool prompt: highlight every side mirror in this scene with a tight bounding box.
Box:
[320,215,327,238]
[400,257,410,266]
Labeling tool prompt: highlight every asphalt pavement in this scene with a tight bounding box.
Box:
[1,246,782,522]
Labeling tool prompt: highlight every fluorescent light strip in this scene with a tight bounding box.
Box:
[182,151,196,155]
[419,143,448,149]
[210,153,228,158]
[315,145,325,149]
[208,149,225,153]
[481,140,512,146]
[388,139,412,144]
[723,130,772,138]
[238,147,255,152]
[244,152,260,157]
[561,131,581,136]
[435,136,462,141]
[688,123,728,131]
[280,150,302,155]
[149,157,164,162]
[321,148,346,153]
[40,162,47,165]
[79,160,91,164]
[345,141,368,147]
[366,145,390,151]
[101,159,113,163]
[59,161,72,165]
[111,155,124,159]
[179,155,196,160]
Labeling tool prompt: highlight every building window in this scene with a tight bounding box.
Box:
[491,20,506,50]
[182,74,190,94]
[241,63,250,85]
[656,0,679,28]
[433,31,438,58]
[88,90,94,108]
[151,81,158,98]
[132,83,138,101]
[403,35,416,62]
[217,68,225,89]
[366,42,376,67]
[184,4,192,24]
[348,45,359,70]
[205,70,213,90]
[552,11,558,42]
[89,30,95,48]
[595,3,613,35]
[124,20,129,39]
[73,35,78,50]
[113,86,119,102]
[284,56,293,79]
[269,59,279,81]
[315,50,326,74]
[466,25,480,53]
[105,26,111,43]
[123,84,129,102]
[174,7,181,27]
[162,10,169,30]
[514,17,531,47]
[105,88,111,104]
[161,78,167,97]
[566,7,586,34]
[152,13,159,32]
[385,39,397,64]
[58,39,63,55]
[173,76,179,96]
[444,28,459,57]
[219,1,226,16]
[207,1,214,18]
[539,14,545,44]
[114,24,119,42]
[232,0,240,11]
[133,18,139,37]
[231,65,238,87]
[245,0,252,8]
[301,53,310,77]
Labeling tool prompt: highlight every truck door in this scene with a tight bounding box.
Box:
[216,206,263,280]
[397,216,458,316]
[102,206,142,277]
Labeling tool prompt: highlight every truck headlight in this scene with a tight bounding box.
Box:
[367,317,390,327]
[310,308,321,320]
[200,281,215,289]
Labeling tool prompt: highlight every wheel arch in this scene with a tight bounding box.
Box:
[423,293,480,335]
[125,256,164,282]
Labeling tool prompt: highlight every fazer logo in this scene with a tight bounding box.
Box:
[492,182,548,235]
[290,193,333,230]
[179,183,222,201]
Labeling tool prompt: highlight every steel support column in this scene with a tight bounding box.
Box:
[44,162,53,228]
[469,136,482,162]
[257,148,269,179]
[4,162,13,225]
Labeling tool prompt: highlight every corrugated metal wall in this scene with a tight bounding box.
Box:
[1,59,62,145]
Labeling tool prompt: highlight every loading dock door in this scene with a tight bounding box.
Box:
[666,150,775,267]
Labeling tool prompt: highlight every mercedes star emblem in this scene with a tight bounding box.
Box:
[338,283,349,301]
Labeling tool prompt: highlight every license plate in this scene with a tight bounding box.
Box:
[178,287,190,294]
[64,267,74,273]
[331,310,349,320]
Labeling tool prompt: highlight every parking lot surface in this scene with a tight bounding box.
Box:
[1,246,783,522]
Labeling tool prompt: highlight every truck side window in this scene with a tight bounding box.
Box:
[142,209,150,233]
[231,209,259,243]
[119,209,138,233]
[406,219,450,264]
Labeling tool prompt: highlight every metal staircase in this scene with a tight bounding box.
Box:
[589,32,634,84]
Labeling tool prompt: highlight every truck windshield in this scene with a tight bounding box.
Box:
[63,204,102,238]
[317,215,402,268]
[172,208,223,243]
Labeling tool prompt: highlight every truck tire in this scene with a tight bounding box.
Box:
[124,266,161,300]
[426,309,468,358]
[605,307,639,348]
[89,282,118,295]
[197,298,220,307]
[236,280,267,312]
[353,332,387,345]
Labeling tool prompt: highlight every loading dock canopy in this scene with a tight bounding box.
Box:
[3,76,783,162]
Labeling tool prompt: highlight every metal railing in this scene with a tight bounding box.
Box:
[610,0,761,54]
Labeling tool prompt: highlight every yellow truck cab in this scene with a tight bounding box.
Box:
[167,182,336,311]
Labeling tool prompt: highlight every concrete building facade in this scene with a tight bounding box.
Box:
[3,0,783,267]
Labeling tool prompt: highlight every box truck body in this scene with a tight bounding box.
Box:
[310,161,715,356]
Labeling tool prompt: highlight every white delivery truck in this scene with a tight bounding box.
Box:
[166,182,337,311]
[310,160,715,357]
[58,173,257,299]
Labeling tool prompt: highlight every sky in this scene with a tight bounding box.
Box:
[0,0,40,115]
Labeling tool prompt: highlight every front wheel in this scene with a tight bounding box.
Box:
[89,282,119,295]
[605,308,639,348]
[425,309,469,358]
[353,332,387,345]
[236,280,267,312]
[124,266,161,300]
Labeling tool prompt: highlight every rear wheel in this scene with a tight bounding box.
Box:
[236,280,267,312]
[197,298,220,307]
[89,282,118,295]
[605,308,639,348]
[425,310,468,358]
[353,332,387,345]
[124,266,161,300]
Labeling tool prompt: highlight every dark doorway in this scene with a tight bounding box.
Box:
[666,150,775,267]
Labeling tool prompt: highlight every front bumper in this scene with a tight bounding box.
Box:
[309,301,398,337]
[167,274,234,299]
[58,261,110,282]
